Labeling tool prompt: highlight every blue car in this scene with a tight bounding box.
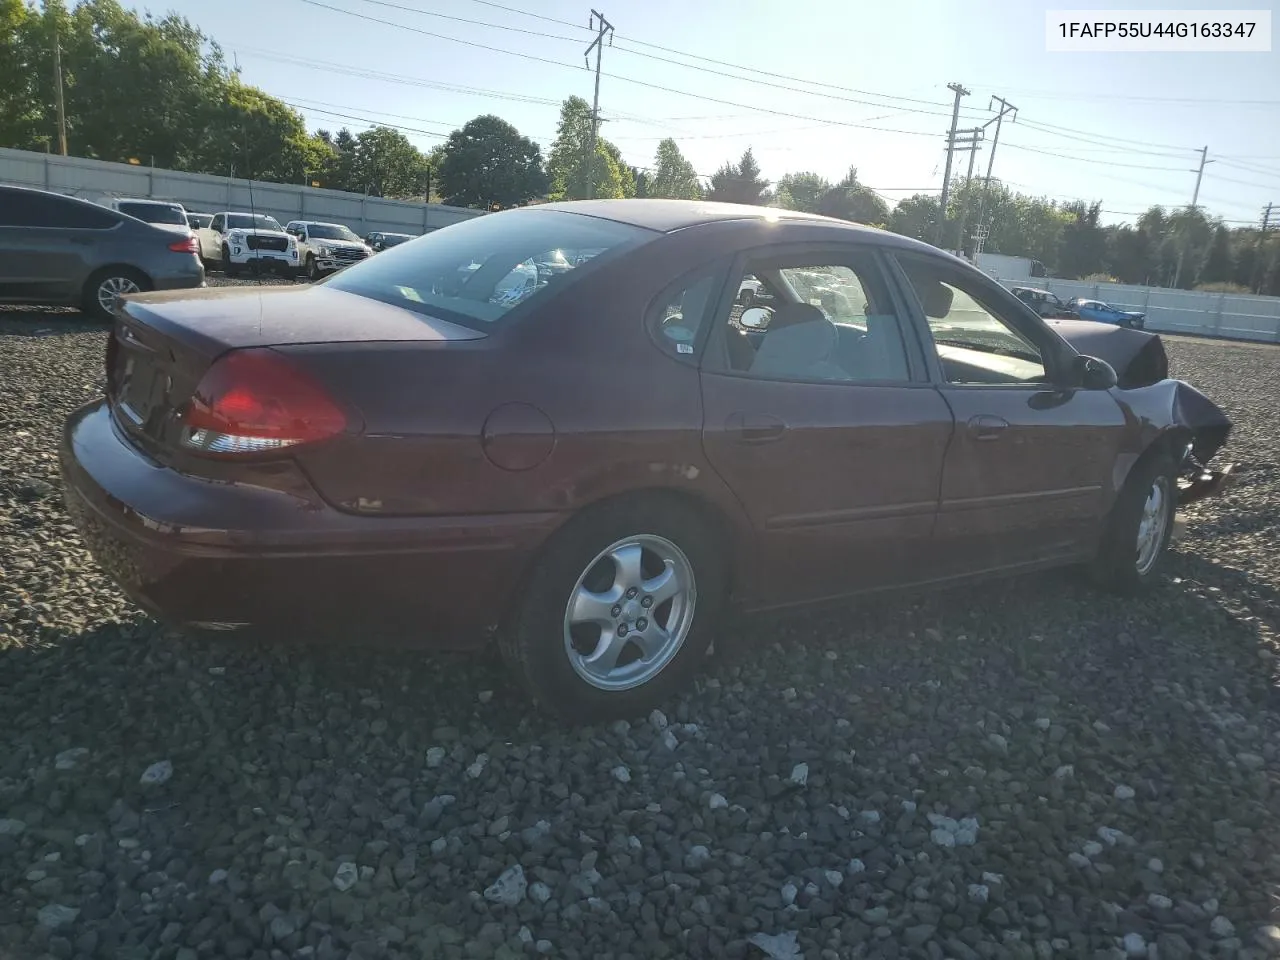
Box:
[1069,298,1146,329]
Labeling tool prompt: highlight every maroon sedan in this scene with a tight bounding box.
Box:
[59,200,1232,720]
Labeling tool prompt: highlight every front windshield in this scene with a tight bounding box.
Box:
[309,223,360,241]
[226,213,284,231]
[119,202,186,225]
[325,209,650,329]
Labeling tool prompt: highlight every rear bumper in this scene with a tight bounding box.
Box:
[59,400,561,645]
[152,260,205,291]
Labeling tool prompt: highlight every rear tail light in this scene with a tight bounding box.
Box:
[168,236,199,254]
[179,348,348,455]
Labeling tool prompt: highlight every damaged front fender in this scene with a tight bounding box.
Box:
[1050,319,1234,505]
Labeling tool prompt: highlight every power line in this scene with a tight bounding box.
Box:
[308,0,989,123]
[292,0,949,139]
[998,141,1191,172]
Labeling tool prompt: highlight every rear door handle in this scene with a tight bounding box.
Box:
[967,414,1009,441]
[727,412,787,444]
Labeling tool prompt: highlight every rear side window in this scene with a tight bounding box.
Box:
[649,267,724,362]
[325,209,652,330]
[0,190,119,229]
[117,201,186,225]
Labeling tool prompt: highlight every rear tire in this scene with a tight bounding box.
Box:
[82,268,149,323]
[500,497,727,723]
[1088,450,1177,595]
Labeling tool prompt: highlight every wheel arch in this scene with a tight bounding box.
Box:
[495,484,743,636]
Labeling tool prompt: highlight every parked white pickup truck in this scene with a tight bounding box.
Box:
[284,220,372,281]
[196,212,299,277]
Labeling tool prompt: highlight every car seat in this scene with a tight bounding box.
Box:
[749,303,847,380]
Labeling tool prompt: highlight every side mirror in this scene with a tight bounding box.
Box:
[740,307,771,329]
[1072,354,1118,390]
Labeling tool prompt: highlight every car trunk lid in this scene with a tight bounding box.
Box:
[106,284,485,452]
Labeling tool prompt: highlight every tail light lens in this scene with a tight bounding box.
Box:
[179,348,348,455]
[169,236,199,254]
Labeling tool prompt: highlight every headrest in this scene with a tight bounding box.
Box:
[768,302,827,331]
[914,278,954,318]
[750,312,838,378]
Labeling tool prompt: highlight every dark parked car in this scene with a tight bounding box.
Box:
[59,200,1233,720]
[0,184,205,321]
[365,231,415,252]
[1011,285,1073,319]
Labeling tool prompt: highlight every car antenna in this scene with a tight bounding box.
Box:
[241,128,265,289]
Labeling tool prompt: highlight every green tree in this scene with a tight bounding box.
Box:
[0,0,46,150]
[887,193,940,241]
[1199,223,1233,285]
[649,138,702,200]
[774,171,830,213]
[1057,201,1108,279]
[350,125,427,198]
[546,95,627,200]
[817,167,887,225]
[706,147,770,204]
[436,114,546,209]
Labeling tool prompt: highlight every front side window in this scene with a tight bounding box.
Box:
[896,257,1048,386]
[718,251,911,383]
[325,209,652,330]
[225,214,284,232]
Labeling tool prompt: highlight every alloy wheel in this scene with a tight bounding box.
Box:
[562,534,697,692]
[1135,475,1171,575]
[96,275,140,317]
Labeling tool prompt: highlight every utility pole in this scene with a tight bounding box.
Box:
[1254,202,1274,294]
[582,9,613,200]
[1172,145,1213,288]
[53,24,68,156]
[950,128,984,258]
[936,82,969,248]
[974,96,1016,249]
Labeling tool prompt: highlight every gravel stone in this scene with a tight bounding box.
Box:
[483,865,527,906]
[1,318,1276,960]
[139,759,173,786]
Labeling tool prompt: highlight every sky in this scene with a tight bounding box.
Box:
[123,0,1278,228]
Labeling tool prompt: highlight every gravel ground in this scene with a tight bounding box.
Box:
[1,293,1278,960]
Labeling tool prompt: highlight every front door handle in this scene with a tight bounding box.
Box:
[967,414,1009,441]
[727,412,787,444]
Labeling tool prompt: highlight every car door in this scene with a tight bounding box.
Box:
[200,215,224,261]
[699,243,955,607]
[0,188,117,303]
[890,252,1128,574]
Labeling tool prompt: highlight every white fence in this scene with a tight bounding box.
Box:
[0,146,484,237]
[997,276,1280,343]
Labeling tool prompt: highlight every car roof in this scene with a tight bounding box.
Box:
[528,199,948,260]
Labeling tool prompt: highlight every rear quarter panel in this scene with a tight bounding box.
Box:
[286,221,759,536]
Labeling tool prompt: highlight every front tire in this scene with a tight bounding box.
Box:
[1089,450,1177,594]
[221,245,239,277]
[82,268,149,323]
[500,498,727,723]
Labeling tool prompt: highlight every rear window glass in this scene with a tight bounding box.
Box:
[226,214,284,231]
[325,209,652,329]
[118,201,186,225]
